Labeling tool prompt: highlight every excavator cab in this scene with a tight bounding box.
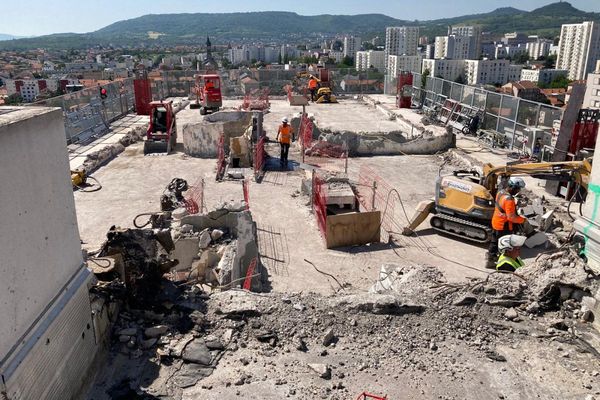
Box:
[144,101,177,155]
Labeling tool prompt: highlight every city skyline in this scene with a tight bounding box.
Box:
[3,0,600,37]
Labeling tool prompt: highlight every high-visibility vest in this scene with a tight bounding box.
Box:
[496,254,524,271]
[278,124,291,144]
[309,79,318,89]
[492,191,525,231]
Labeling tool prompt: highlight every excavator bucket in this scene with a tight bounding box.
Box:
[144,140,169,155]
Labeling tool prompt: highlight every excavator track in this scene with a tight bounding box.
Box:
[430,214,492,243]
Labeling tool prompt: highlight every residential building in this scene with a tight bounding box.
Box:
[464,59,510,85]
[356,50,386,71]
[556,21,600,80]
[343,36,361,59]
[422,59,466,81]
[520,68,568,85]
[434,35,478,60]
[502,32,529,46]
[385,27,419,66]
[583,61,600,108]
[501,81,549,103]
[494,44,527,59]
[65,62,100,72]
[387,55,423,77]
[526,39,553,60]
[424,44,435,59]
[449,25,482,59]
[508,64,524,82]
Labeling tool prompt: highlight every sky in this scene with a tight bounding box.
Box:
[3,0,600,37]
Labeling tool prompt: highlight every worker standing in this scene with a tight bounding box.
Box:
[486,177,527,268]
[276,117,294,169]
[308,76,319,102]
[496,235,527,272]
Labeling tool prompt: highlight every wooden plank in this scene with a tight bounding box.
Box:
[325,211,381,249]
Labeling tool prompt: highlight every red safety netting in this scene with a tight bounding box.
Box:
[242,178,250,210]
[184,176,205,215]
[299,113,313,149]
[254,135,266,179]
[312,172,328,240]
[216,133,225,180]
[356,165,403,242]
[242,257,257,290]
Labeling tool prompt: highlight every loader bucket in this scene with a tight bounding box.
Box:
[144,140,170,155]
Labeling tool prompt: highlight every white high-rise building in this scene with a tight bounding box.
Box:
[556,21,600,80]
[387,55,423,77]
[449,25,482,59]
[434,35,476,60]
[356,50,386,71]
[343,36,361,59]
[385,27,419,67]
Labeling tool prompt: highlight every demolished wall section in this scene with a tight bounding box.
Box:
[182,111,253,158]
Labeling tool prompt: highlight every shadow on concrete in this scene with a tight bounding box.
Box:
[333,241,403,255]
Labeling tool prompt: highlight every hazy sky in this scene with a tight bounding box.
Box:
[3,0,600,36]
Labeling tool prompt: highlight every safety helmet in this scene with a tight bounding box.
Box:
[507,177,526,190]
[282,117,289,124]
[498,235,527,253]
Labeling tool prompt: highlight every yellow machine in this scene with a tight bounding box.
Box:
[403,159,592,243]
[315,86,337,104]
[71,170,86,187]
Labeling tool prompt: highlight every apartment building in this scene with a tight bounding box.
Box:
[385,27,419,68]
[356,50,386,71]
[520,68,569,85]
[387,55,423,77]
[343,36,362,59]
[422,59,465,81]
[556,21,600,80]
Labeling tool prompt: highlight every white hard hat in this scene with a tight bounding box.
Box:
[498,235,527,253]
[508,177,526,190]
[282,117,289,123]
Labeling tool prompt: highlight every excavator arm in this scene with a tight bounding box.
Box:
[481,158,592,196]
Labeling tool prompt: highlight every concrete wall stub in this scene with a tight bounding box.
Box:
[181,208,265,291]
[182,111,253,158]
[0,107,84,362]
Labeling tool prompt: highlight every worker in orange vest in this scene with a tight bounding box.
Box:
[276,117,294,169]
[486,177,527,268]
[308,76,319,102]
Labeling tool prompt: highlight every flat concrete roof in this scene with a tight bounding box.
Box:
[0,106,61,128]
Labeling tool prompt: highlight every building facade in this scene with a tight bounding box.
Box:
[464,59,510,85]
[385,27,419,67]
[356,50,386,71]
[387,55,423,77]
[520,68,569,85]
[556,21,600,80]
[343,36,362,59]
[422,59,466,81]
[526,39,552,60]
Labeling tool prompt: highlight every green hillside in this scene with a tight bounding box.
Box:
[1,2,599,50]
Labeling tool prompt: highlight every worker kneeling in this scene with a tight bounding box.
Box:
[496,234,527,272]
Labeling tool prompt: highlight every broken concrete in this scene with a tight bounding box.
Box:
[181,110,252,157]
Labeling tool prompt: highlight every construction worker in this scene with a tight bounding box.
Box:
[496,234,527,272]
[276,117,293,169]
[486,177,527,268]
[308,76,319,102]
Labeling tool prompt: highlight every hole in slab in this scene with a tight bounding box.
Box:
[81,332,85,340]
[46,338,50,345]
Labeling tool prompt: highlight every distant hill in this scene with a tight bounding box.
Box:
[0,33,27,41]
[1,2,599,50]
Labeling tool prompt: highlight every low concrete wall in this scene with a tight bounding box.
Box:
[182,111,253,158]
[319,129,455,156]
[181,209,266,291]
